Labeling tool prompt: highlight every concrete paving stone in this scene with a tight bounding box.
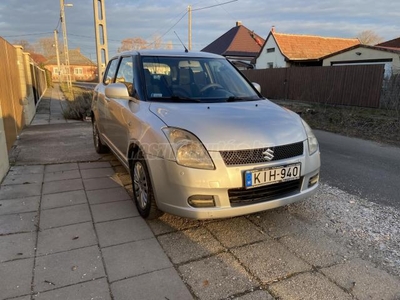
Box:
[31,120,49,125]
[91,200,138,223]
[102,238,172,282]
[111,267,192,300]
[37,222,97,256]
[234,290,274,300]
[0,258,34,299]
[83,177,122,191]
[80,167,115,179]
[179,253,256,300]
[2,173,44,185]
[147,213,214,236]
[42,178,83,195]
[33,246,105,293]
[0,196,40,215]
[247,208,309,238]
[269,272,352,300]
[0,212,37,235]
[8,165,44,175]
[279,228,355,268]
[86,187,130,205]
[45,163,78,173]
[79,161,111,170]
[41,190,87,210]
[157,227,224,264]
[0,183,42,200]
[10,296,31,300]
[321,258,400,300]
[39,204,91,229]
[32,278,111,300]
[231,239,312,284]
[0,232,36,262]
[96,217,153,248]
[206,217,269,248]
[49,119,68,125]
[43,169,81,182]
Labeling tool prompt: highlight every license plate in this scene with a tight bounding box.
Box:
[245,163,301,188]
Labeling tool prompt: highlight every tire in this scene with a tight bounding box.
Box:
[92,119,109,154]
[131,151,163,219]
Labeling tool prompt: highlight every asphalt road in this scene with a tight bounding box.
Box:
[315,130,400,209]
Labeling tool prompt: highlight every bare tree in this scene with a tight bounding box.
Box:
[165,41,173,50]
[35,37,63,57]
[357,30,384,45]
[118,37,149,52]
[151,34,162,49]
[12,39,35,52]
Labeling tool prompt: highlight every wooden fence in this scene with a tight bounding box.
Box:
[0,37,47,152]
[242,65,385,108]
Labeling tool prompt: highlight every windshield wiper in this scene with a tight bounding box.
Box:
[225,96,243,102]
[168,95,202,103]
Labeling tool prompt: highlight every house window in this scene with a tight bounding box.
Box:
[267,62,274,69]
[267,47,275,53]
[53,67,59,74]
[74,68,83,75]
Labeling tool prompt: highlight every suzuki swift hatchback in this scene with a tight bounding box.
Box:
[92,50,320,219]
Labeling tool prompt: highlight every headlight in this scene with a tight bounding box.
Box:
[301,119,319,155]
[162,128,215,170]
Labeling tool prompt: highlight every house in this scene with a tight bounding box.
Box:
[376,37,400,50]
[255,28,360,69]
[45,48,97,82]
[322,44,400,76]
[201,21,264,69]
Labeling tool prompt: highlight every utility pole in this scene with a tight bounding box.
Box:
[60,0,72,90]
[93,0,109,83]
[53,30,61,82]
[188,5,192,50]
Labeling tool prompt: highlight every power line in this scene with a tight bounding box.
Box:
[147,10,188,48]
[3,32,54,38]
[192,0,238,12]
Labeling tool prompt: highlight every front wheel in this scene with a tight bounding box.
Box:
[131,151,163,219]
[92,119,109,154]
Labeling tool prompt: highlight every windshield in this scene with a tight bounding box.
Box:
[141,56,260,103]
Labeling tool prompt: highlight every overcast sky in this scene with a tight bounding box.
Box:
[1,0,399,60]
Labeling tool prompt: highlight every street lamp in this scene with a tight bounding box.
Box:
[60,0,73,90]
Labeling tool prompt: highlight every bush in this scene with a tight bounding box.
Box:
[61,85,93,120]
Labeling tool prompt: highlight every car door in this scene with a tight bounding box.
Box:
[107,56,135,157]
[98,58,120,144]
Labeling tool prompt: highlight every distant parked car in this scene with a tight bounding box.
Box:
[91,50,320,219]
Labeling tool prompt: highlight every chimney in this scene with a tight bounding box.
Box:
[236,21,242,27]
[271,26,275,33]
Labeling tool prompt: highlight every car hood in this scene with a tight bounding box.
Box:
[149,100,306,151]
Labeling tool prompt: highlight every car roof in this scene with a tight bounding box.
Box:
[112,49,224,60]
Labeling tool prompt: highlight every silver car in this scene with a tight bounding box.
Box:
[91,50,320,219]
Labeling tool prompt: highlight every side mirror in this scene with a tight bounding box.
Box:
[105,83,130,99]
[252,82,261,94]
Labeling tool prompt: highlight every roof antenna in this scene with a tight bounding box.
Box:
[174,31,188,53]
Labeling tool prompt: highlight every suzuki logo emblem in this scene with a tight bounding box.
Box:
[262,148,274,161]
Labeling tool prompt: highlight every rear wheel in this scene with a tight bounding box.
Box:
[131,151,163,219]
[92,119,109,154]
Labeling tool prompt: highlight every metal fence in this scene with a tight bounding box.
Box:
[242,65,385,108]
[0,37,47,152]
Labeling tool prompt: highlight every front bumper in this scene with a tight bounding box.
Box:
[146,143,320,219]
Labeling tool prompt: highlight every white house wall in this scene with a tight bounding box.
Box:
[256,37,288,69]
[323,47,400,76]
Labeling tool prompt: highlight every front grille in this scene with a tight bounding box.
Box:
[228,179,301,207]
[220,142,304,166]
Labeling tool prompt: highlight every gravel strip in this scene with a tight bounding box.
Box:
[289,182,400,277]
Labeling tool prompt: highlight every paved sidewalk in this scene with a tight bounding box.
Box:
[1,86,192,299]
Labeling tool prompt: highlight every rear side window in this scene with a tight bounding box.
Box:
[103,58,119,85]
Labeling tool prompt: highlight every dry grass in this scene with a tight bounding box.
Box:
[60,84,93,120]
[274,99,400,147]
